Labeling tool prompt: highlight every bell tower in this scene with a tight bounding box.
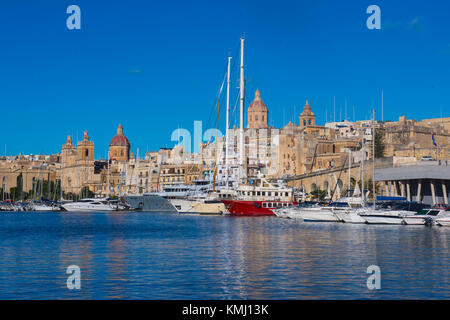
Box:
[77,130,94,161]
[299,100,316,127]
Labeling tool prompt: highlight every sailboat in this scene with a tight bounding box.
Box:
[170,57,233,215]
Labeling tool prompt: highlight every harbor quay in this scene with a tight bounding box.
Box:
[0,95,449,205]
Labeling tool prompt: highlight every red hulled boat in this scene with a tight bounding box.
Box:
[220,179,297,216]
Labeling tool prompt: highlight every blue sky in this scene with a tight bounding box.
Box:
[0,0,449,158]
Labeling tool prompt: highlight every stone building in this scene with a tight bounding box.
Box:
[0,154,58,200]
[109,124,131,162]
[383,116,450,160]
[60,131,102,196]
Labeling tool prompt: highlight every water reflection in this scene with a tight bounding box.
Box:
[0,212,448,299]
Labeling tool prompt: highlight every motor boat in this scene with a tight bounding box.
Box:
[403,208,449,225]
[297,202,353,222]
[29,202,62,212]
[332,197,366,224]
[61,198,118,212]
[358,209,411,224]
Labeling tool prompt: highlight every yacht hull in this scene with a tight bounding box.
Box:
[222,200,293,216]
[360,215,405,225]
[300,208,341,222]
[61,204,116,212]
[335,212,366,224]
[191,201,228,215]
[168,199,197,214]
[124,195,177,213]
[436,218,450,227]
[402,216,427,225]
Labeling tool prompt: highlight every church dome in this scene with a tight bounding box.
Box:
[248,89,268,112]
[109,124,130,147]
[301,100,314,116]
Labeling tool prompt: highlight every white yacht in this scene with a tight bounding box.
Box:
[333,197,367,224]
[152,185,195,213]
[29,202,61,212]
[358,209,411,224]
[61,198,118,212]
[153,181,218,214]
[298,202,352,222]
[403,208,448,225]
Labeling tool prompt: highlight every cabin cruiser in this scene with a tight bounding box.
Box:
[274,202,319,220]
[358,209,410,225]
[297,201,353,222]
[29,201,62,212]
[61,198,118,212]
[359,201,428,225]
[403,208,450,225]
[154,185,196,213]
[156,181,225,214]
[332,197,366,224]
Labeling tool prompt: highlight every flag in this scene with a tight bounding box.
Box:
[432,133,437,147]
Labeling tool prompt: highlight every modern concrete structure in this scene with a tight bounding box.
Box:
[374,161,450,205]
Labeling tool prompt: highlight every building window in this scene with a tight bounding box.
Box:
[85,149,89,157]
[255,115,258,121]
[304,120,307,126]
[262,115,265,122]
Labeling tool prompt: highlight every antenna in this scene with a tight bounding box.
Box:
[345,99,347,121]
[333,96,336,122]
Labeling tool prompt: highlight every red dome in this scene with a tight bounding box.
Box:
[109,124,130,147]
[248,89,268,112]
[110,135,130,146]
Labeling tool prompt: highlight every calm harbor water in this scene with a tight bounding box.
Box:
[0,211,449,299]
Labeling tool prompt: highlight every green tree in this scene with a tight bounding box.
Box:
[374,128,385,158]
[80,186,94,199]
[310,189,327,201]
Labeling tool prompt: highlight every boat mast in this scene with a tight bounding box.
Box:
[107,150,110,198]
[225,56,231,187]
[361,132,365,205]
[239,37,245,182]
[372,108,376,209]
[136,148,139,195]
[348,149,351,196]
[213,99,220,192]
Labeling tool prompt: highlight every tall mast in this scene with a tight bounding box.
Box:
[381,89,384,122]
[60,151,64,201]
[225,56,231,187]
[213,99,220,192]
[372,108,376,209]
[348,149,351,197]
[361,133,365,205]
[136,148,139,195]
[333,96,336,122]
[107,150,110,198]
[239,37,245,181]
